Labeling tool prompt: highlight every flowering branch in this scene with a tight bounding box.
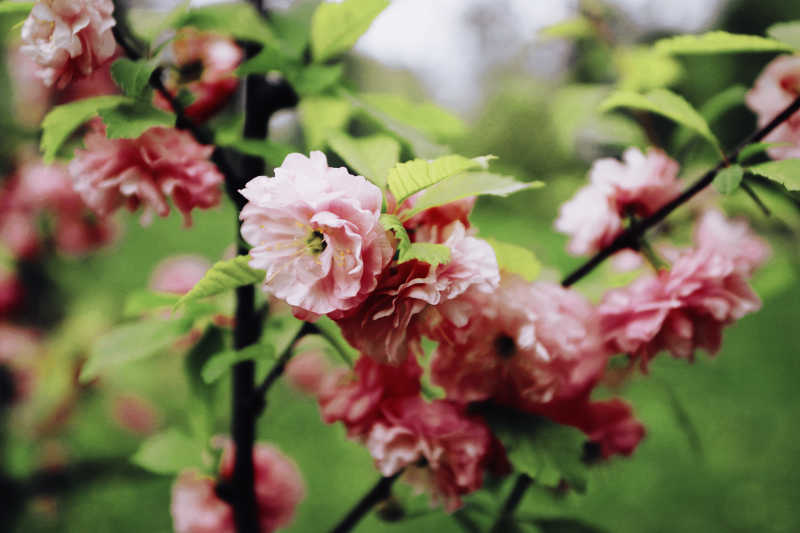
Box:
[561,92,800,287]
[329,473,402,533]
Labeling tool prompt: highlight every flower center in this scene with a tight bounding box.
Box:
[494,334,517,359]
[306,230,327,255]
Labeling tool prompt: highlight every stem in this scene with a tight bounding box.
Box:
[740,180,772,217]
[254,322,318,402]
[489,474,533,533]
[561,93,800,287]
[329,473,401,533]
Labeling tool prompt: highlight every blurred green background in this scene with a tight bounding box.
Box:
[4,0,800,532]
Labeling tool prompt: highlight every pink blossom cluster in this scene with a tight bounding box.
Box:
[21,0,117,89]
[555,147,682,255]
[171,439,304,533]
[70,122,224,226]
[0,155,116,259]
[746,55,800,160]
[154,29,243,123]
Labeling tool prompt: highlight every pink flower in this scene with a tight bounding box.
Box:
[149,255,213,294]
[111,394,160,435]
[366,397,493,512]
[240,151,393,318]
[0,267,24,317]
[430,275,607,406]
[400,193,476,233]
[555,148,681,255]
[57,49,120,102]
[154,30,243,123]
[336,222,499,364]
[599,247,762,367]
[219,442,305,533]
[693,210,769,276]
[7,46,53,127]
[20,0,117,89]
[171,471,234,533]
[317,354,422,437]
[70,123,224,225]
[745,55,800,160]
[285,351,332,396]
[172,441,305,533]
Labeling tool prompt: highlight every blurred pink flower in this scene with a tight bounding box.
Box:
[745,54,800,160]
[366,397,493,512]
[693,210,770,276]
[171,471,234,533]
[430,275,607,406]
[0,267,24,317]
[555,148,681,256]
[70,123,224,226]
[285,351,331,396]
[240,151,393,318]
[20,0,116,89]
[154,30,243,123]
[57,50,120,102]
[7,46,53,127]
[599,247,762,367]
[111,394,160,435]
[335,222,499,364]
[149,255,213,294]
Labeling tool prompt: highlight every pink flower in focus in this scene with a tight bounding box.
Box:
[149,255,213,294]
[154,30,243,123]
[745,55,800,160]
[240,151,393,318]
[366,397,493,512]
[430,275,607,406]
[20,0,116,89]
[336,222,499,364]
[219,441,305,533]
[555,148,681,255]
[693,210,769,276]
[171,471,234,533]
[70,123,224,225]
[599,247,762,367]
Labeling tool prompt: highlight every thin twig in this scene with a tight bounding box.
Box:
[254,322,318,403]
[329,473,402,533]
[740,180,772,217]
[488,473,534,533]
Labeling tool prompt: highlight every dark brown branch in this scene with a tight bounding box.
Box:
[488,473,533,533]
[561,93,800,287]
[329,473,402,533]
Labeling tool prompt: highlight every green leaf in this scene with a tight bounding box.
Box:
[310,0,389,62]
[532,518,609,533]
[0,2,33,39]
[379,213,411,252]
[327,132,400,189]
[40,95,129,163]
[298,96,352,150]
[673,85,747,151]
[398,242,451,268]
[714,165,745,195]
[237,45,344,96]
[539,17,595,40]
[128,0,191,45]
[486,239,541,282]
[98,101,175,140]
[480,406,588,492]
[747,159,800,191]
[215,135,294,166]
[387,155,487,204]
[176,256,266,310]
[400,172,542,219]
[261,314,305,362]
[767,21,800,50]
[174,3,276,44]
[737,142,792,163]
[314,316,358,366]
[80,317,194,383]
[359,93,467,141]
[123,290,180,318]
[201,343,276,384]
[184,326,225,439]
[110,58,157,100]
[131,429,207,475]
[600,89,721,152]
[614,46,683,91]
[654,31,794,55]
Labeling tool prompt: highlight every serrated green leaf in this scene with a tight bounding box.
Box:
[737,142,792,163]
[654,31,794,55]
[201,343,276,384]
[131,429,207,475]
[174,3,276,44]
[379,213,411,252]
[110,58,157,100]
[40,95,129,163]
[401,172,542,220]
[747,159,800,191]
[673,85,747,151]
[123,290,180,317]
[600,89,720,153]
[767,21,800,50]
[98,101,175,140]
[387,155,486,204]
[614,46,683,92]
[398,242,451,267]
[0,2,33,39]
[176,256,265,309]
[298,96,352,150]
[714,165,745,195]
[215,135,293,166]
[480,406,588,492]
[486,239,541,282]
[310,0,389,62]
[80,317,194,383]
[328,132,400,189]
